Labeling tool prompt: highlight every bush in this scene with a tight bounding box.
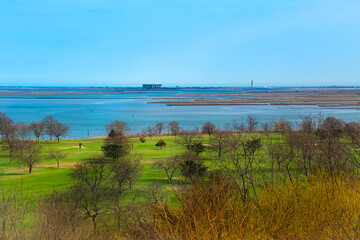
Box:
[154,172,360,239]
[139,136,146,143]
[155,139,166,149]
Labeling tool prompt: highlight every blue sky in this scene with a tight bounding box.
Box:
[0,0,359,87]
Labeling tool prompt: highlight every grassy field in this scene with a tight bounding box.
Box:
[0,135,214,197]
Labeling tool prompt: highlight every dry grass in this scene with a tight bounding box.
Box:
[153,172,360,240]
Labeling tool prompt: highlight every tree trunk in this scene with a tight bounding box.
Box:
[57,137,60,143]
[29,166,32,174]
[92,215,97,233]
[57,160,60,168]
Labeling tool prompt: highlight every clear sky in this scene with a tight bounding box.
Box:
[1,0,359,87]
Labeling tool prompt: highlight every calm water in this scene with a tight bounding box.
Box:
[1,88,360,139]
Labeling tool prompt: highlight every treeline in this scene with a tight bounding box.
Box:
[2,113,360,239]
[0,112,69,173]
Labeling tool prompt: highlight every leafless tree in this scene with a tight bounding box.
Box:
[290,131,319,177]
[299,115,316,134]
[216,133,263,201]
[0,186,31,240]
[71,155,113,232]
[15,140,42,174]
[15,121,30,141]
[344,121,360,167]
[274,117,292,138]
[210,130,231,161]
[180,130,199,150]
[110,157,141,191]
[317,116,344,140]
[142,126,156,139]
[48,151,67,168]
[108,157,142,229]
[261,122,272,136]
[0,111,11,140]
[34,190,85,240]
[53,122,69,143]
[30,122,45,143]
[168,121,181,139]
[2,120,19,163]
[262,132,298,186]
[315,117,352,172]
[246,114,258,132]
[42,115,57,140]
[153,155,182,183]
[155,122,164,134]
[231,119,245,132]
[105,120,129,136]
[202,121,216,138]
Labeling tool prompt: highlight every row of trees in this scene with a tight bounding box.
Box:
[0,112,69,143]
[149,115,360,203]
[0,112,69,172]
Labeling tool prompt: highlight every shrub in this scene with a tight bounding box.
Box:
[139,136,146,143]
[155,139,166,149]
[154,172,360,240]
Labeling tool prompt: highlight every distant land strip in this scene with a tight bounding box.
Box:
[0,96,145,100]
[0,91,140,95]
[149,89,360,107]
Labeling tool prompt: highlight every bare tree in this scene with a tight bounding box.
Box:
[15,140,42,174]
[2,120,19,163]
[344,121,360,167]
[155,122,164,134]
[261,122,272,136]
[216,133,262,201]
[108,157,142,230]
[246,114,258,132]
[317,116,344,140]
[180,130,199,149]
[71,156,113,232]
[231,119,245,132]
[274,117,292,138]
[142,126,156,139]
[202,121,216,138]
[109,156,141,191]
[53,122,69,143]
[105,120,129,136]
[15,121,30,141]
[153,155,182,183]
[48,151,67,168]
[42,115,57,140]
[299,115,316,134]
[168,121,181,139]
[315,117,352,173]
[210,130,231,161]
[0,186,31,240]
[30,122,45,143]
[0,111,11,140]
[34,191,84,240]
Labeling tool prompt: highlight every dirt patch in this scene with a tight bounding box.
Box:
[59,146,88,149]
[6,162,79,174]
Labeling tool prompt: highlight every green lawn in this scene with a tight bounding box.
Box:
[0,133,285,198]
[0,135,212,196]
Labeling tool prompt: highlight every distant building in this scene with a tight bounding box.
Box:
[251,80,254,88]
[142,84,162,89]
